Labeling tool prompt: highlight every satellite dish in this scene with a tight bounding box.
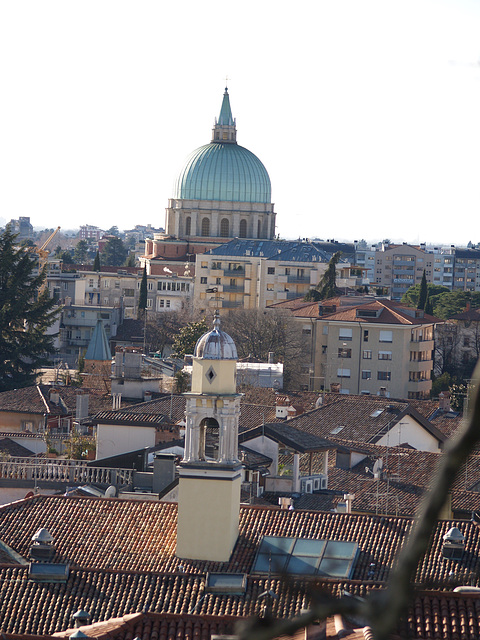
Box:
[104,486,117,498]
[373,458,383,474]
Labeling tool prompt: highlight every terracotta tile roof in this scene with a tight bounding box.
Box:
[0,438,36,457]
[0,385,124,418]
[273,396,445,446]
[52,612,236,640]
[240,422,334,453]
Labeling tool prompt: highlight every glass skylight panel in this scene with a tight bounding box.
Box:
[253,536,358,578]
[370,409,383,418]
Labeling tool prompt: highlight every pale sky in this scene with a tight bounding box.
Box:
[1,0,480,246]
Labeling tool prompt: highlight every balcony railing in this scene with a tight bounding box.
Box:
[223,269,245,277]
[0,459,133,486]
[222,285,245,293]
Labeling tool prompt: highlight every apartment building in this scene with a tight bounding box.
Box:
[194,239,362,313]
[271,296,437,399]
[452,248,480,292]
[47,263,194,365]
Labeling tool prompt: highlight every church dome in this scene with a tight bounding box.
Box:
[173,143,271,204]
[194,312,238,360]
[172,88,271,204]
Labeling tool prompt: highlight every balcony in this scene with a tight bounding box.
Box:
[410,339,434,350]
[223,269,245,277]
[287,275,310,283]
[221,300,243,308]
[222,285,245,293]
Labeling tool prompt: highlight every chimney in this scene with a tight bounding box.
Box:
[439,391,451,412]
[76,392,89,422]
[49,388,60,405]
[267,352,274,364]
[73,610,91,628]
[144,391,152,402]
[343,493,355,514]
[152,453,176,494]
[30,528,55,561]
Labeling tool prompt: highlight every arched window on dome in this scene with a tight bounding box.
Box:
[239,219,247,238]
[257,220,262,238]
[201,217,210,237]
[185,217,191,236]
[220,218,229,238]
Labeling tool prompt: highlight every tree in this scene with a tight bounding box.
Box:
[74,240,89,264]
[304,251,342,302]
[432,290,480,319]
[93,250,101,272]
[145,311,185,355]
[125,253,136,267]
[100,237,128,266]
[172,319,209,358]
[417,270,428,310]
[222,309,306,388]
[138,266,148,319]
[106,226,120,237]
[59,250,73,264]
[0,228,60,391]
[401,283,449,310]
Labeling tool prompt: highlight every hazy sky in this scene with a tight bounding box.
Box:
[1,0,480,246]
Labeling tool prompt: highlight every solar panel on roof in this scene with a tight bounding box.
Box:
[252,536,358,578]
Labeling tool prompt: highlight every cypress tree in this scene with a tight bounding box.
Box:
[418,270,428,310]
[93,251,101,272]
[138,266,148,319]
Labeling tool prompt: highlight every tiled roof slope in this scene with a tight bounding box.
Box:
[273,396,445,445]
[0,564,371,635]
[2,495,480,587]
[0,385,124,417]
[51,612,236,640]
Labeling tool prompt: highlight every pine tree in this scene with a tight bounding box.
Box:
[93,251,101,272]
[424,291,433,315]
[0,227,60,391]
[138,266,148,319]
[305,251,342,301]
[418,270,428,310]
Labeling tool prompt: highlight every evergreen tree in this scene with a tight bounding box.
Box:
[100,237,128,266]
[93,251,101,272]
[418,270,428,310]
[172,319,209,358]
[424,291,433,315]
[0,228,60,391]
[304,251,342,301]
[74,240,89,264]
[138,266,148,319]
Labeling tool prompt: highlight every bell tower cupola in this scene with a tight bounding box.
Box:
[176,311,242,562]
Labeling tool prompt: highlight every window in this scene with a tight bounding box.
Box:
[379,330,393,343]
[200,277,207,284]
[363,330,369,342]
[267,267,275,275]
[166,300,170,308]
[123,289,134,297]
[103,280,110,288]
[159,299,164,307]
[201,261,208,268]
[267,284,274,291]
[201,217,210,237]
[114,281,120,289]
[212,262,221,270]
[89,279,94,287]
[378,351,392,360]
[220,218,229,237]
[363,350,372,359]
[322,345,327,354]
[146,299,153,308]
[230,279,236,287]
[216,277,221,285]
[185,216,191,236]
[338,348,352,358]
[337,368,351,378]
[257,220,262,238]
[239,219,247,238]
[339,328,353,341]
[148,282,153,290]
[362,370,371,380]
[378,371,391,381]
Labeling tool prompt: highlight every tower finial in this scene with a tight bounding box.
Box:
[213,309,221,330]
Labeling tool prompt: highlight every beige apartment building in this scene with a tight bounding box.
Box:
[272,296,437,399]
[374,243,435,299]
[194,239,363,313]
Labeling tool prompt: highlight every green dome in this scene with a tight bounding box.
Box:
[173,142,271,204]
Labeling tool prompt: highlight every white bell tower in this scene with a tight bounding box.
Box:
[176,312,242,562]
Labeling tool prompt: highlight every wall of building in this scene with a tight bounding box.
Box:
[96,424,156,459]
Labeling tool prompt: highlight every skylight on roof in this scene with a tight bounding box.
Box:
[370,409,384,418]
[253,536,359,578]
[330,426,345,435]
